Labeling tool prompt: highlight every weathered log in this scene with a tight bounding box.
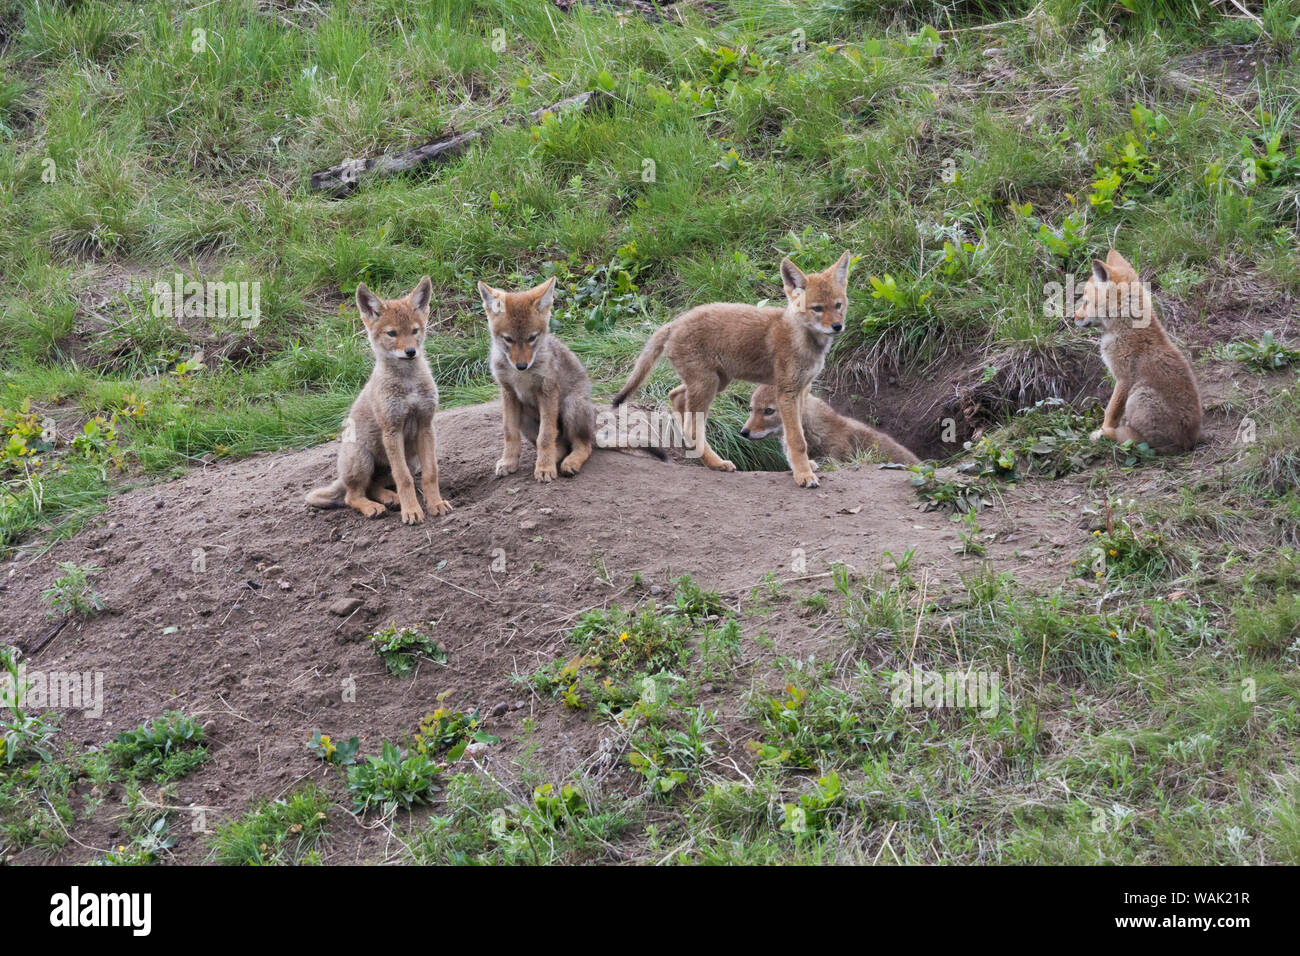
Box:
[309,90,613,196]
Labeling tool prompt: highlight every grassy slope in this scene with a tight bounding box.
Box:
[1,0,1300,863]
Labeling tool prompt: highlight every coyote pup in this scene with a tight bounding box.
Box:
[1074,250,1201,454]
[305,277,451,523]
[478,277,596,482]
[613,252,852,487]
[742,384,920,465]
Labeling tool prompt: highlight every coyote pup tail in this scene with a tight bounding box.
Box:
[305,479,346,509]
[612,325,671,407]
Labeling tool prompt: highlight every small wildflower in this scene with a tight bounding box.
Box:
[618,631,630,643]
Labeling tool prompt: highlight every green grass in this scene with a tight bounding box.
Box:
[1,0,1299,864]
[208,786,331,865]
[0,0,1296,548]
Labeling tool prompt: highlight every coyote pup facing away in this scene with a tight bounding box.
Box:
[478,277,596,482]
[305,277,452,523]
[613,252,852,487]
[1074,250,1201,454]
[741,384,920,466]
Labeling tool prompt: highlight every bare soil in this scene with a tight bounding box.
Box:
[0,296,1286,862]
[2,399,1093,864]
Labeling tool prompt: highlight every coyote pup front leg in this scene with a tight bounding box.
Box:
[496,389,523,477]
[777,386,819,487]
[417,424,452,516]
[381,428,424,525]
[534,385,560,482]
[1091,380,1131,442]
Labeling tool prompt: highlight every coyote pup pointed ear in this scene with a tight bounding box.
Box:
[356,283,383,322]
[831,250,851,285]
[409,276,432,317]
[477,280,503,316]
[780,258,807,293]
[532,276,556,314]
[1105,248,1134,273]
[1091,259,1110,284]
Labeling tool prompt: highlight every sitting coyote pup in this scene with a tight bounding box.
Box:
[305,277,452,523]
[741,384,920,465]
[1074,250,1201,454]
[613,252,852,487]
[478,277,595,482]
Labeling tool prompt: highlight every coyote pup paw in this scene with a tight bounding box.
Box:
[427,498,452,516]
[794,470,820,488]
[355,500,387,519]
[401,503,425,525]
[534,463,557,482]
[495,458,519,477]
[707,459,736,472]
[1089,428,1105,442]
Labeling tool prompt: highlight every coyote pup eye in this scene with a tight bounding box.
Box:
[386,330,397,337]
[528,333,538,342]
[811,305,823,312]
[503,335,514,344]
[763,408,775,416]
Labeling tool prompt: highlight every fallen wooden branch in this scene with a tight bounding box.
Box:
[309,90,613,196]
[19,616,68,660]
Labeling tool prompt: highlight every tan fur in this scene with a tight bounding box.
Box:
[1074,250,1201,454]
[742,384,920,465]
[305,277,452,523]
[612,252,852,487]
[478,277,596,482]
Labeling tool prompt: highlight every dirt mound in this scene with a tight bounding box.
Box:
[2,401,1084,863]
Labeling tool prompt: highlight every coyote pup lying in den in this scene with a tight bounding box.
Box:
[741,384,920,465]
[1074,250,1201,454]
[478,276,596,482]
[613,252,852,488]
[305,277,452,523]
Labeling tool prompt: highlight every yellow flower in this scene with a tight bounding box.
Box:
[1109,549,1117,556]
[618,631,630,643]
[1108,630,1117,637]
[1093,530,1102,536]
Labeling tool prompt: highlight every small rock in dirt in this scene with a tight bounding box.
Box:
[513,701,526,710]
[490,702,509,718]
[649,585,662,596]
[328,597,364,617]
[520,519,538,531]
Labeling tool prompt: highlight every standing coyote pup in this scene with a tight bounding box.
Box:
[305,277,452,523]
[741,384,920,465]
[478,276,595,482]
[1074,250,1201,454]
[613,251,852,487]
